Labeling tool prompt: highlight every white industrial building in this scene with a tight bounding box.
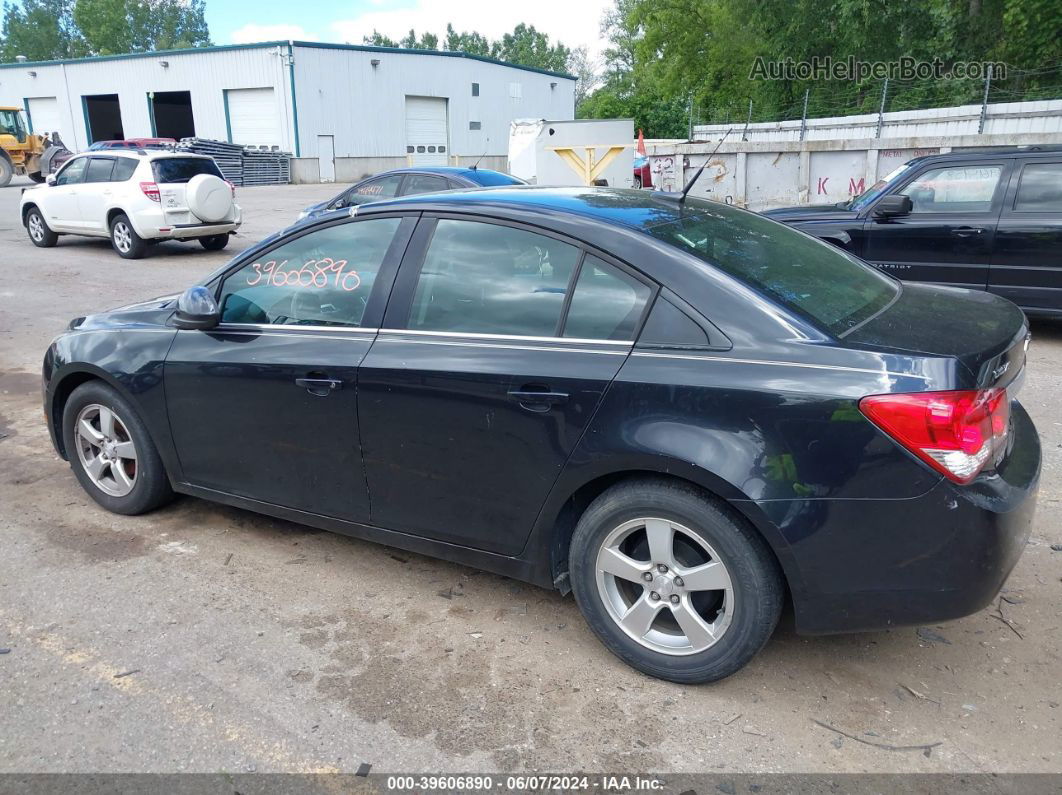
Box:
[0,40,576,182]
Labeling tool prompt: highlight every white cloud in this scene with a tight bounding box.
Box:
[230,23,319,44]
[330,0,611,60]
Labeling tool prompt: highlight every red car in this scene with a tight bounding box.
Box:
[88,138,176,151]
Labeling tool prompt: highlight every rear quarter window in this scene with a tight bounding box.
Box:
[152,157,224,184]
[646,200,899,335]
[112,157,138,181]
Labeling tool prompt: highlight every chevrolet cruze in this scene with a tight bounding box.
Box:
[42,187,1039,682]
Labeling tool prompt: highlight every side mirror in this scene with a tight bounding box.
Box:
[874,194,912,218]
[173,286,220,330]
[46,174,56,186]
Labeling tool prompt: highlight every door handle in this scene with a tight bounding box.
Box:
[508,387,569,412]
[952,226,985,237]
[294,377,342,396]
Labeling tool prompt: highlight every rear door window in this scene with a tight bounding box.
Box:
[84,157,115,183]
[112,157,138,181]
[1013,162,1062,212]
[218,218,402,328]
[402,174,451,195]
[407,219,581,336]
[563,255,651,341]
[152,157,223,184]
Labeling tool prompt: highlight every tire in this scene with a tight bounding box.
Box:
[569,477,784,683]
[199,234,229,251]
[0,157,12,187]
[110,213,148,259]
[25,207,58,247]
[28,171,45,183]
[61,381,173,515]
[634,174,643,189]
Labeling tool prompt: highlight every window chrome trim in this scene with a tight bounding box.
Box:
[215,323,379,334]
[374,334,629,355]
[631,350,929,380]
[378,328,633,346]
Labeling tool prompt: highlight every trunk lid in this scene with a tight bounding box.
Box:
[844,282,1029,389]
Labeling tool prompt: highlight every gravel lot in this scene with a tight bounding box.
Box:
[0,176,1060,775]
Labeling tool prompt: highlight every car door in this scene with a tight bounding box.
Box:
[357,215,654,554]
[163,214,416,522]
[989,159,1062,312]
[77,156,117,233]
[862,161,1009,289]
[44,156,89,232]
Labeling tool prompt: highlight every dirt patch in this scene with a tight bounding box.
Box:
[32,515,149,564]
[0,369,41,397]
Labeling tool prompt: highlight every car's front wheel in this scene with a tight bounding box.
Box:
[199,234,229,251]
[569,478,784,683]
[26,207,58,247]
[62,381,173,515]
[110,214,148,259]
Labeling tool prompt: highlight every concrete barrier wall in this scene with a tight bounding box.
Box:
[647,132,1062,210]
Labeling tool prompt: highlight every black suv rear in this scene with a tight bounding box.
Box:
[763,147,1062,316]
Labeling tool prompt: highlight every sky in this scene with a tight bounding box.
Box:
[206,0,613,61]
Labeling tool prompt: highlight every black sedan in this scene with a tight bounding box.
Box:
[296,166,525,222]
[43,187,1039,683]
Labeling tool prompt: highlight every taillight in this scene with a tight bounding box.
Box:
[859,389,1010,484]
[140,181,160,202]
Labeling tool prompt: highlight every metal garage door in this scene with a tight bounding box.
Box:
[26,97,61,138]
[226,87,281,148]
[405,96,448,166]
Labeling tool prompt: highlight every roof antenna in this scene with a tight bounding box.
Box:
[471,137,489,170]
[678,127,733,203]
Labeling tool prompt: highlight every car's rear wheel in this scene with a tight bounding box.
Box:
[110,214,147,259]
[26,207,58,247]
[569,477,783,683]
[62,381,173,515]
[199,234,229,251]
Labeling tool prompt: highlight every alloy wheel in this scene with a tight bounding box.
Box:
[595,517,734,655]
[74,403,138,497]
[28,214,44,241]
[113,222,132,252]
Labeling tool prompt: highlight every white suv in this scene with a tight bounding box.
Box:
[20,151,242,259]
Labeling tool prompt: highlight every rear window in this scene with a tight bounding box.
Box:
[646,202,899,335]
[469,170,526,187]
[152,157,223,184]
[112,157,138,181]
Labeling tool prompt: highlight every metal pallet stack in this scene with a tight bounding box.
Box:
[241,146,292,186]
[174,138,244,184]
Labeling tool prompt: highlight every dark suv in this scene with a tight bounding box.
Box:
[763,148,1062,316]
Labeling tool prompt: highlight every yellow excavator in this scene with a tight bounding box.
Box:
[0,106,48,187]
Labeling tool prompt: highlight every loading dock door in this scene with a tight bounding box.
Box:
[84,94,124,143]
[150,91,195,140]
[405,97,448,166]
[26,97,61,138]
[226,87,281,148]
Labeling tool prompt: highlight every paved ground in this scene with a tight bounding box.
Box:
[0,176,1060,775]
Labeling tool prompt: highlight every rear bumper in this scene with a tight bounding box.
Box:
[762,401,1040,635]
[133,204,242,240]
[158,222,240,240]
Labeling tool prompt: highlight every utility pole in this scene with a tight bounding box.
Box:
[742,98,752,141]
[799,89,809,141]
[978,64,993,134]
[875,78,889,138]
[688,93,694,141]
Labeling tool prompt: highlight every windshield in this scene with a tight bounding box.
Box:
[847,163,910,211]
[470,170,526,186]
[152,157,224,184]
[0,109,27,142]
[646,201,899,335]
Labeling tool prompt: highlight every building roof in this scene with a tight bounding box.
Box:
[0,40,577,81]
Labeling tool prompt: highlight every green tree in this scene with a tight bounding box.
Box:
[494,23,569,73]
[443,23,491,57]
[0,0,85,61]
[72,0,209,55]
[362,29,399,48]
[398,28,438,50]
